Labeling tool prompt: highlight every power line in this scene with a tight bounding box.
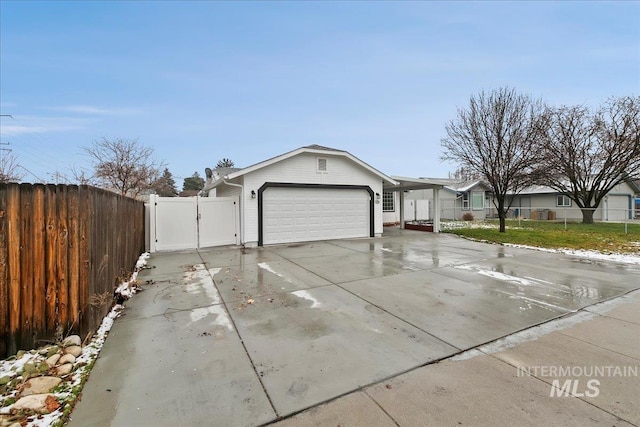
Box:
[17,165,45,183]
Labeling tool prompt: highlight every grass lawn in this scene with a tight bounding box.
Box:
[443,220,640,253]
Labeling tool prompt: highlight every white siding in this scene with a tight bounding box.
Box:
[383,192,400,224]
[525,183,636,221]
[241,152,383,245]
[216,185,242,198]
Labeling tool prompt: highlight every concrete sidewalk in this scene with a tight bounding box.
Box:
[273,290,640,426]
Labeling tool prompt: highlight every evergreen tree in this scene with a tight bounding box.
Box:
[152,168,178,196]
[183,171,205,191]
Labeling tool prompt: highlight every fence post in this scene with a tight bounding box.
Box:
[624,214,628,235]
[564,209,567,230]
[148,194,157,253]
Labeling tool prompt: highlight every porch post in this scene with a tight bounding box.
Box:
[399,190,405,229]
[148,194,157,253]
[433,187,441,233]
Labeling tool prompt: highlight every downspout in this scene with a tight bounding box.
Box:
[223,179,245,245]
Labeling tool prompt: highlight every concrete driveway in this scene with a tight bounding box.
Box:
[69,228,640,427]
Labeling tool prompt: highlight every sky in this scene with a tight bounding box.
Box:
[1,1,639,186]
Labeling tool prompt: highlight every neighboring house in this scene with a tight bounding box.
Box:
[383,179,494,222]
[510,181,640,221]
[202,145,397,246]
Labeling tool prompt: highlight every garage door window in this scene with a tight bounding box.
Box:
[383,192,395,212]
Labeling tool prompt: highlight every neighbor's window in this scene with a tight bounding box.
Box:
[557,195,572,207]
[472,192,484,210]
[383,192,395,212]
[462,193,470,210]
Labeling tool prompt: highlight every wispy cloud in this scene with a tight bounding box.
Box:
[0,115,93,136]
[41,105,143,115]
[1,124,84,135]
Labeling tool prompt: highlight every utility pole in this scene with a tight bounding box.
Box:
[0,142,10,163]
[0,115,13,163]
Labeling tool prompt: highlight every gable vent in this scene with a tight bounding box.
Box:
[317,158,327,172]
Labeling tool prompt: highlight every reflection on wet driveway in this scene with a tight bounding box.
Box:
[170,229,640,419]
[190,230,639,416]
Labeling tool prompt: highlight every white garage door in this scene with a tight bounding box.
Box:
[263,187,370,245]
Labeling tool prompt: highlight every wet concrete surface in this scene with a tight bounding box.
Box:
[69,228,640,426]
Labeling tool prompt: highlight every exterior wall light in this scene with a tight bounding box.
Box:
[251,190,256,199]
[375,192,381,203]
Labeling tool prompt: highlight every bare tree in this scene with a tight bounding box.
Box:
[69,165,98,186]
[216,158,235,168]
[83,138,165,198]
[539,96,640,224]
[0,152,24,183]
[441,88,547,232]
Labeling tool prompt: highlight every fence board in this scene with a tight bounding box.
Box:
[32,185,46,340]
[56,185,69,332]
[79,186,90,334]
[67,186,80,330]
[0,185,8,357]
[0,183,145,357]
[19,184,34,349]
[44,185,58,337]
[7,184,21,355]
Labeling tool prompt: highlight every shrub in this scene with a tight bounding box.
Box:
[462,212,474,221]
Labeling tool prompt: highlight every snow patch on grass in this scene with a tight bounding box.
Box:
[504,243,640,265]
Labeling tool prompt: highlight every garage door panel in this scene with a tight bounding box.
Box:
[263,187,370,245]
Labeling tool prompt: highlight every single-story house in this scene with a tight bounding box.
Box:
[382,178,494,222]
[201,145,398,246]
[509,181,640,221]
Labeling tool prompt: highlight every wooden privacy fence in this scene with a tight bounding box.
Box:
[0,183,145,358]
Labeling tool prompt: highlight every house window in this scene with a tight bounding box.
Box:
[472,192,484,210]
[383,192,395,212]
[557,195,572,207]
[317,158,328,172]
[462,193,470,210]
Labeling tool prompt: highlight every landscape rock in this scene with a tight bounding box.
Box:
[20,377,62,397]
[59,353,76,365]
[45,353,61,368]
[64,345,82,357]
[46,346,60,357]
[55,364,73,375]
[0,415,22,427]
[62,335,82,347]
[12,394,58,414]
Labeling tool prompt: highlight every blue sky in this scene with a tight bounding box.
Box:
[1,1,638,186]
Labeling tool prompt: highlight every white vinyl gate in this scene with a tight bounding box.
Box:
[146,195,239,252]
[403,199,430,222]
